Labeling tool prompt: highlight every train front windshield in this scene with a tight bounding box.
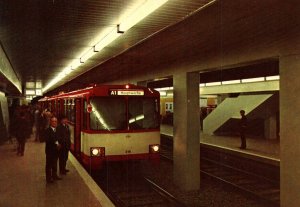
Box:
[89,97,159,131]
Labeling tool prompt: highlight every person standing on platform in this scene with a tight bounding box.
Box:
[33,106,41,142]
[239,110,247,149]
[15,111,31,156]
[57,116,71,175]
[45,116,62,183]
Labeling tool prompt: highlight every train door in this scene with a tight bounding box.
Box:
[74,99,82,157]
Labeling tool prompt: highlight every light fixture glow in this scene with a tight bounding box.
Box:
[25,89,35,95]
[241,77,265,83]
[205,82,222,86]
[80,47,97,63]
[222,80,241,85]
[119,0,168,32]
[91,148,100,156]
[36,89,42,96]
[94,27,121,52]
[71,59,82,70]
[36,81,42,88]
[155,87,173,91]
[43,72,66,92]
[63,67,73,75]
[26,82,35,88]
[152,145,159,152]
[159,91,167,96]
[266,75,280,81]
[26,96,33,100]
[43,0,167,93]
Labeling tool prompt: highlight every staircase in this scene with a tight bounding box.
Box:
[203,94,277,135]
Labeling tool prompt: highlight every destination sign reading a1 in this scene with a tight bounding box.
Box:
[109,89,144,96]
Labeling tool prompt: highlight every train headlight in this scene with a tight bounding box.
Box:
[90,147,105,157]
[149,144,160,153]
[91,148,100,156]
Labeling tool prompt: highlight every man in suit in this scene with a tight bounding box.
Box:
[45,116,62,183]
[57,116,71,174]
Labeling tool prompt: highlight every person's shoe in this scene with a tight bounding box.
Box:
[46,178,54,183]
[64,169,70,173]
[239,147,246,149]
[53,176,62,180]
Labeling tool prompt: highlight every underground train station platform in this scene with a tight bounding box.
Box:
[0,137,114,207]
[160,124,280,164]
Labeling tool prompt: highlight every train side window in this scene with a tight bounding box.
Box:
[67,99,71,122]
[70,99,75,123]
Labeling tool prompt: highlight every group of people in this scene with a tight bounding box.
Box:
[45,115,71,183]
[10,104,71,183]
[10,105,33,156]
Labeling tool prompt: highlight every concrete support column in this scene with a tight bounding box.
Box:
[173,72,200,191]
[280,54,300,207]
[0,92,9,142]
[264,115,277,139]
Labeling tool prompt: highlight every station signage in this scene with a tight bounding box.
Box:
[109,89,144,96]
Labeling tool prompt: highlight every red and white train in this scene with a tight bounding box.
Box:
[39,84,160,170]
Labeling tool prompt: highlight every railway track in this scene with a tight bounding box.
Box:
[93,161,185,207]
[160,134,280,207]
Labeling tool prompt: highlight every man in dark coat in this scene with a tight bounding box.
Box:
[45,116,62,183]
[57,116,71,174]
[15,111,31,156]
[239,110,247,149]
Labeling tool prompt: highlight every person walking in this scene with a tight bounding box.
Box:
[57,116,71,175]
[15,111,31,156]
[239,110,247,149]
[45,116,62,183]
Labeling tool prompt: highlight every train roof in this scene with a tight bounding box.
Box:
[39,84,160,101]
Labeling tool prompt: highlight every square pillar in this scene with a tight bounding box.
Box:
[280,55,300,207]
[173,72,200,191]
[264,115,277,139]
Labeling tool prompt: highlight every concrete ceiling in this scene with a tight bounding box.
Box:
[1,0,299,97]
[0,0,214,94]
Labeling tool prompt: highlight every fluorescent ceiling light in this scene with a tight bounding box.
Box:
[167,92,173,97]
[266,75,280,81]
[43,72,66,92]
[26,90,35,95]
[26,82,35,88]
[241,77,265,83]
[43,0,167,93]
[119,0,168,32]
[36,89,42,96]
[94,27,121,52]
[26,96,33,100]
[36,81,42,88]
[222,80,241,85]
[206,82,221,86]
[63,67,73,75]
[155,87,171,91]
[71,59,82,70]
[159,91,167,96]
[80,47,97,63]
